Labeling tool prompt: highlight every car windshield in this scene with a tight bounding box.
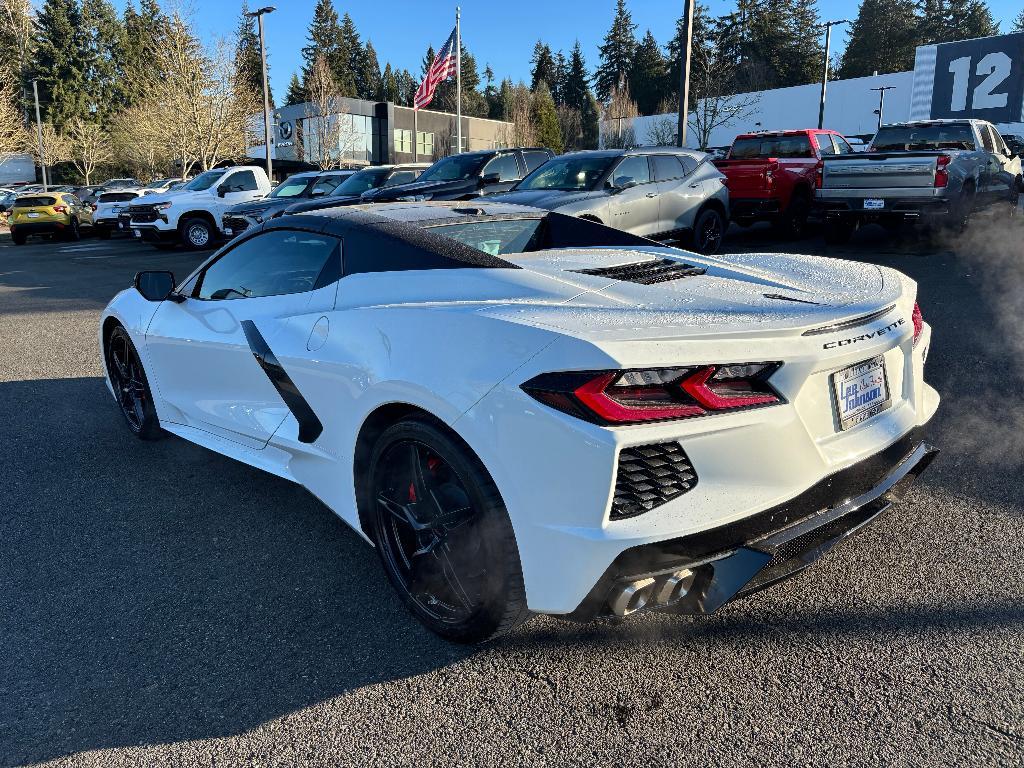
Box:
[871,124,976,151]
[418,154,487,182]
[516,156,614,191]
[427,218,544,255]
[269,175,314,198]
[333,168,390,195]
[183,170,225,191]
[730,135,813,158]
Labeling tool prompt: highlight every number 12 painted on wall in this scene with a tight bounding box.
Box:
[948,52,1011,112]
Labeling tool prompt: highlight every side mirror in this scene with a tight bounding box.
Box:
[310,188,326,197]
[134,270,176,302]
[480,172,501,186]
[217,185,230,197]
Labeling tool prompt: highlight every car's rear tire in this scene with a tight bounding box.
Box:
[946,182,974,232]
[775,193,810,239]
[824,218,856,244]
[105,325,161,440]
[180,217,213,250]
[66,218,81,241]
[11,231,26,245]
[367,416,529,643]
[691,207,725,254]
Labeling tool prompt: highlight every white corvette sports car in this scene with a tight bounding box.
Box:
[100,201,939,642]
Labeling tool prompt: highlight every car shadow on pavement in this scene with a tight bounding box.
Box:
[0,376,474,766]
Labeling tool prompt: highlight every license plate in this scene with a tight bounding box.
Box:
[133,229,141,238]
[112,207,121,214]
[863,198,885,210]
[27,212,40,218]
[831,355,891,430]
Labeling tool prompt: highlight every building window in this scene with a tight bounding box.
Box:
[394,128,412,154]
[303,112,376,165]
[417,131,434,157]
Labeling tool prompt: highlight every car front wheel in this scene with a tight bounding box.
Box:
[368,417,529,643]
[180,218,213,250]
[105,325,161,440]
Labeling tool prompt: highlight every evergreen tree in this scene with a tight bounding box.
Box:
[531,81,562,152]
[787,0,824,87]
[562,41,591,114]
[301,0,352,97]
[379,62,398,102]
[80,0,124,124]
[491,77,513,120]
[1014,8,1024,31]
[421,45,435,79]
[530,41,557,92]
[665,2,713,105]
[395,68,416,106]
[839,0,920,78]
[629,30,666,115]
[581,92,600,149]
[435,43,485,117]
[552,51,568,104]
[918,0,998,43]
[594,0,637,101]
[483,64,500,116]
[234,1,266,102]
[284,71,304,105]
[340,13,369,98]
[29,0,89,129]
[361,40,382,101]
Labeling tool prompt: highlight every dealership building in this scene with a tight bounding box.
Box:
[620,31,1024,149]
[247,97,513,174]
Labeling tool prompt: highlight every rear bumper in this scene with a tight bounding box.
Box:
[10,221,67,236]
[567,428,938,620]
[816,194,951,221]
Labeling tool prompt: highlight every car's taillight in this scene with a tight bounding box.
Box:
[522,363,783,425]
[815,159,824,188]
[912,302,923,347]
[934,155,950,188]
[52,205,67,213]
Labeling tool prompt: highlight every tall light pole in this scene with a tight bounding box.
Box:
[246,6,275,181]
[870,85,896,130]
[32,80,47,191]
[817,19,849,130]
[676,0,694,147]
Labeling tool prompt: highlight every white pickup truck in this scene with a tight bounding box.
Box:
[126,166,271,249]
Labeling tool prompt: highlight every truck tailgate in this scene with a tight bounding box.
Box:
[714,159,774,197]
[821,153,938,190]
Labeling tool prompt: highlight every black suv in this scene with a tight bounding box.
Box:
[1002,133,1024,159]
[360,147,553,203]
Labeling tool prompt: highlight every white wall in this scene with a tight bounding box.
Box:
[623,71,918,149]
[0,154,36,185]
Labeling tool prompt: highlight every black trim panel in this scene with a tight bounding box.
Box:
[241,320,323,444]
[802,304,897,336]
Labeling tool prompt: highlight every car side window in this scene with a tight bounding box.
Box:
[310,176,341,196]
[194,229,341,301]
[224,170,259,193]
[386,170,417,186]
[651,155,686,181]
[816,134,837,155]
[611,155,652,187]
[523,151,551,173]
[833,135,855,154]
[980,125,996,152]
[482,154,522,182]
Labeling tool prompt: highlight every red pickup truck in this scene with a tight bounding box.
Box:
[715,129,856,237]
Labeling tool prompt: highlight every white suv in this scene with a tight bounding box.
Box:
[127,166,271,249]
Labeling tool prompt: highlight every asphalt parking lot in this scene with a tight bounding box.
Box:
[2,222,1023,767]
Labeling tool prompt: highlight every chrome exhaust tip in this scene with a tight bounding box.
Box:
[608,577,656,617]
[654,568,695,606]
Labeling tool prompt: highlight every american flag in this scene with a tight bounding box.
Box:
[414,28,458,110]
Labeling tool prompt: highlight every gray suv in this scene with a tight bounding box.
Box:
[491,147,730,253]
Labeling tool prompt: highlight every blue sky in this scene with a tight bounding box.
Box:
[122,0,1023,100]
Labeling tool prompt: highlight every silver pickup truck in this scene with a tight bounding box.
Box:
[816,119,1021,242]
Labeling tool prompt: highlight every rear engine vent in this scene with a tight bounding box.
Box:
[574,258,706,285]
[611,442,698,520]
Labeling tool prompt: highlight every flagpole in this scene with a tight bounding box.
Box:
[455,6,462,155]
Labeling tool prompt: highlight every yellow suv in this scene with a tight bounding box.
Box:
[10,191,95,245]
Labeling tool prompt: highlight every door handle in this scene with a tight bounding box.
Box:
[689,183,702,188]
[645,192,658,198]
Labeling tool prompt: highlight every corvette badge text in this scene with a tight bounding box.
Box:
[823,318,906,349]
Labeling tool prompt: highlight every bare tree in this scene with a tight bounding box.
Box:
[65,118,113,184]
[303,54,359,170]
[645,115,678,146]
[498,82,536,149]
[0,71,28,162]
[26,123,69,176]
[686,35,760,150]
[110,105,173,180]
[600,80,638,149]
[556,104,583,152]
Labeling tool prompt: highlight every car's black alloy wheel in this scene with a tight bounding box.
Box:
[693,208,725,254]
[105,326,161,440]
[368,417,528,643]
